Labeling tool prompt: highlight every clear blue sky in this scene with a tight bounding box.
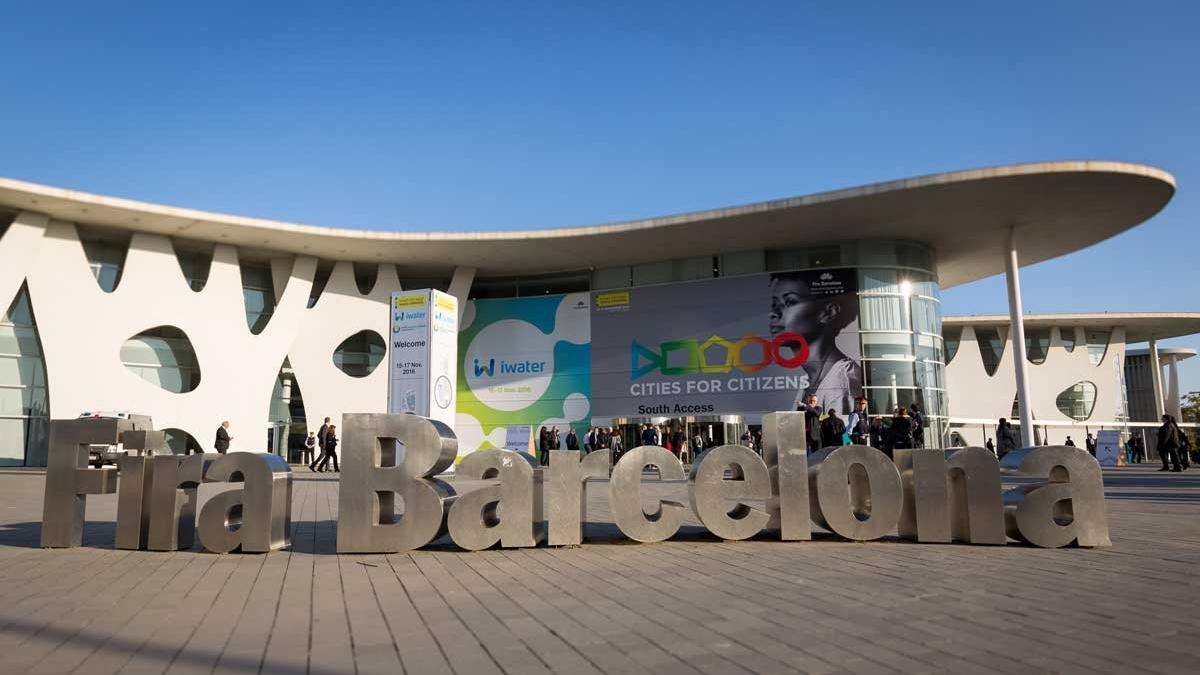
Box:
[2,2,1198,391]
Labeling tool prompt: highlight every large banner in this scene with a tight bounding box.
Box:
[590,269,862,418]
[456,293,591,458]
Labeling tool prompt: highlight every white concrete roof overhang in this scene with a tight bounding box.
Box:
[944,312,1200,343]
[0,160,1175,288]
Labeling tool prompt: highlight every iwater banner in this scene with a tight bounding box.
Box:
[456,293,590,458]
[590,270,862,418]
[388,289,458,430]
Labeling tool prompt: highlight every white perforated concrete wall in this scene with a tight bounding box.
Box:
[0,210,471,462]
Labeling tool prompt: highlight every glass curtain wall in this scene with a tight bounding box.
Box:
[0,285,49,465]
[855,245,946,447]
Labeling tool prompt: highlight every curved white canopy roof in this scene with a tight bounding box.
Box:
[0,160,1175,288]
[944,312,1200,343]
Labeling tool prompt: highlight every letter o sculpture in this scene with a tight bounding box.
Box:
[810,445,903,541]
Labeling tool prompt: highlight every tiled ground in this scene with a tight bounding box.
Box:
[0,464,1197,674]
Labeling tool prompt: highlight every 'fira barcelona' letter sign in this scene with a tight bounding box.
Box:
[40,413,1110,553]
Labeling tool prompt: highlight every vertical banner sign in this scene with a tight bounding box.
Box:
[1096,429,1121,467]
[389,290,459,430]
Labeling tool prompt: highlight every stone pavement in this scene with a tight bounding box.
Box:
[0,464,1197,674]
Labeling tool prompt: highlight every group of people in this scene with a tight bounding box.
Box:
[304,416,340,472]
[1156,413,1193,472]
[535,425,626,465]
[795,395,927,457]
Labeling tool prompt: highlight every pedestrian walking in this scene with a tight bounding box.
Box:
[302,431,317,466]
[1157,414,1183,472]
[310,416,331,471]
[214,421,232,454]
[317,424,340,472]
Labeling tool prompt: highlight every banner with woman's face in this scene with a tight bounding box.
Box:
[590,268,863,418]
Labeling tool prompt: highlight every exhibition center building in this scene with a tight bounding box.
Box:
[0,161,1184,465]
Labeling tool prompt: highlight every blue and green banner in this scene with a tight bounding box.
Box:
[455,293,591,457]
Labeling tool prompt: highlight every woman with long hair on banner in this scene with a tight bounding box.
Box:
[768,271,863,414]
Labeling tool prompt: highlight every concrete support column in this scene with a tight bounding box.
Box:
[447,266,476,323]
[1166,353,1182,421]
[1003,226,1035,448]
[1149,338,1166,421]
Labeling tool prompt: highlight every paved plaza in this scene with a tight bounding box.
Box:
[0,464,1197,674]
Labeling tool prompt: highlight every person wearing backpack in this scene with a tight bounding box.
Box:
[820,408,847,449]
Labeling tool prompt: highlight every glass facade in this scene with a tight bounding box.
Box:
[1025,328,1050,364]
[241,262,276,334]
[975,327,1005,376]
[1086,330,1110,365]
[79,229,130,293]
[1056,381,1098,420]
[333,330,386,377]
[120,326,201,393]
[856,257,947,447]
[0,286,48,465]
[1060,326,1076,352]
[173,241,213,292]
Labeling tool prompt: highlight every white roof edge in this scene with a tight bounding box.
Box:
[0,160,1176,242]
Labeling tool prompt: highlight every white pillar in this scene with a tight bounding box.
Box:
[1004,227,1035,448]
[447,266,476,324]
[1165,351,1181,421]
[1149,338,1166,422]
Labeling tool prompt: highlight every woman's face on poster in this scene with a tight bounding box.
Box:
[770,277,826,339]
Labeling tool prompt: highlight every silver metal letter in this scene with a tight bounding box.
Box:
[147,454,212,550]
[1004,446,1111,548]
[197,452,292,553]
[810,445,903,541]
[115,455,153,550]
[41,418,123,547]
[448,449,543,550]
[896,447,1006,545]
[113,429,166,550]
[688,445,770,541]
[609,445,686,543]
[336,413,458,553]
[548,450,611,546]
[762,412,810,540]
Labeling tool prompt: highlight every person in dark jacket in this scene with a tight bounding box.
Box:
[316,424,340,472]
[909,402,926,449]
[868,417,885,449]
[1157,415,1183,472]
[565,427,579,451]
[796,394,823,454]
[214,421,232,454]
[847,397,870,445]
[820,409,846,449]
[890,407,914,451]
[1178,425,1192,469]
[310,416,331,471]
[996,418,1018,458]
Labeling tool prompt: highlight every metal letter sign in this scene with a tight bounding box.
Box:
[688,445,771,540]
[41,413,1114,554]
[1004,446,1111,548]
[337,413,458,553]
[197,452,292,553]
[41,418,123,547]
[810,445,903,541]
[448,449,543,550]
